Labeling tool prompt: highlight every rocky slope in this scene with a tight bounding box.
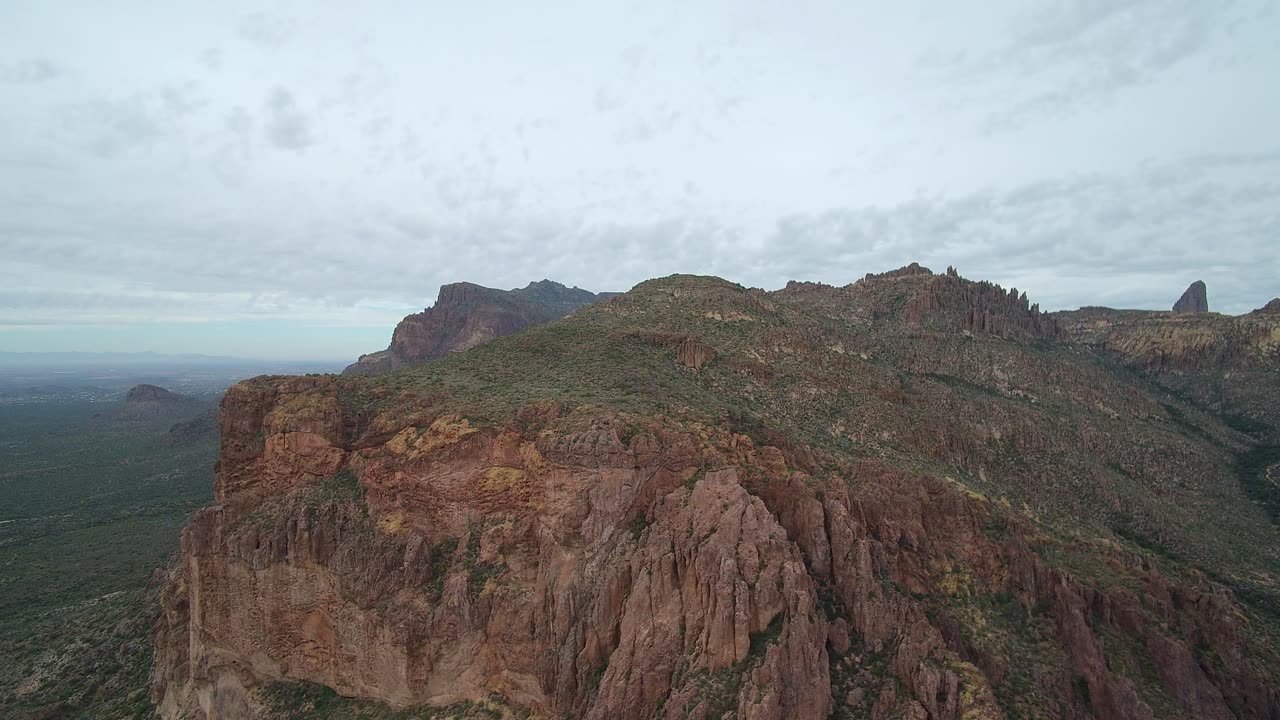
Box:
[1054,282,1280,438]
[154,266,1280,719]
[343,280,613,375]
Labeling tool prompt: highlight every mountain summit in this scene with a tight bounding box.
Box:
[1172,280,1209,313]
[343,280,613,375]
[153,266,1280,720]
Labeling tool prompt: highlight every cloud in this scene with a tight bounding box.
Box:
[159,83,206,117]
[2,148,1275,337]
[236,12,294,51]
[1,2,1276,358]
[924,0,1272,131]
[993,0,1242,75]
[594,88,622,112]
[758,152,1280,312]
[51,83,206,158]
[210,106,255,185]
[263,87,314,151]
[198,48,224,71]
[1,59,61,84]
[60,96,166,157]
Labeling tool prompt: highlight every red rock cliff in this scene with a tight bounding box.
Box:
[153,381,1277,719]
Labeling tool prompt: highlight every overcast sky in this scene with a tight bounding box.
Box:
[2,1,1278,360]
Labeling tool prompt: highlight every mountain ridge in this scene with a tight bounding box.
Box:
[343,279,614,375]
[153,264,1280,720]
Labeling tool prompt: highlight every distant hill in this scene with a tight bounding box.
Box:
[126,383,189,403]
[343,279,615,375]
[111,384,209,422]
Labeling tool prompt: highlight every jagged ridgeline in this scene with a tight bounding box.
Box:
[153,266,1280,720]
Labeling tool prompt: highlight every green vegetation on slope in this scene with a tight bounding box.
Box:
[0,401,216,720]
[344,275,1280,590]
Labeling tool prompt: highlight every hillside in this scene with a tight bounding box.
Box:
[153,266,1280,719]
[343,280,613,375]
[1054,298,1280,439]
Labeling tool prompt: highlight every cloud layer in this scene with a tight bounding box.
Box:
[1,1,1277,357]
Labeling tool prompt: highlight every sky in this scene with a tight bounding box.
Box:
[1,1,1278,360]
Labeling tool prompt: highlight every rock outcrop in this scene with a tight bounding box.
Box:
[344,280,613,375]
[1253,299,1280,315]
[1172,280,1209,313]
[154,267,1280,720]
[900,267,1060,340]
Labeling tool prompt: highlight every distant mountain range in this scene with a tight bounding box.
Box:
[0,351,259,367]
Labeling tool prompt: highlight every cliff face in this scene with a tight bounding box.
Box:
[344,280,612,375]
[153,384,830,720]
[1054,307,1280,372]
[155,267,1280,719]
[901,266,1061,340]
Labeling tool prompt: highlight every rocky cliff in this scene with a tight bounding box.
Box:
[343,280,613,375]
[154,266,1280,719]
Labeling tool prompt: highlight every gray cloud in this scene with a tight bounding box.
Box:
[198,48,224,71]
[927,0,1274,131]
[1,59,61,84]
[762,152,1280,312]
[594,88,622,113]
[2,150,1275,332]
[52,83,206,158]
[1,2,1277,357]
[236,12,294,51]
[263,87,314,151]
[61,96,166,157]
